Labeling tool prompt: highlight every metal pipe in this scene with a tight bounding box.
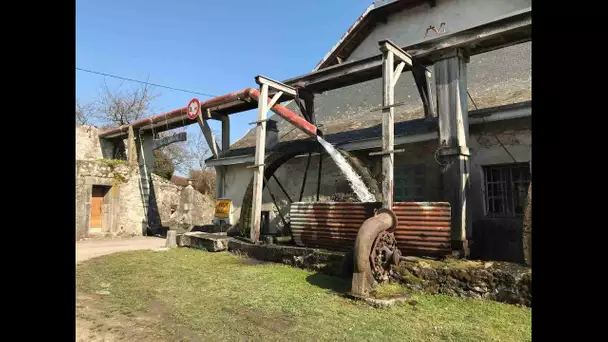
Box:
[351,208,397,297]
[100,88,322,141]
[99,89,254,139]
[247,89,321,138]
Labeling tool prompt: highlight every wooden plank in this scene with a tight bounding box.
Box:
[381,49,395,209]
[197,115,220,159]
[250,83,269,243]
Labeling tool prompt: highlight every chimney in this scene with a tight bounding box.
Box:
[266,119,279,149]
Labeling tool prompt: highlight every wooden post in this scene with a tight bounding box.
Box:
[378,40,412,209]
[250,83,269,243]
[221,117,230,152]
[435,49,471,257]
[250,76,297,243]
[381,49,395,209]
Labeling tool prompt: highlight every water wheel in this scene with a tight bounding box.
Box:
[238,139,381,239]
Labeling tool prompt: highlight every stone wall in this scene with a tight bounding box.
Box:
[76,125,105,161]
[391,257,531,307]
[75,160,143,239]
[149,174,216,230]
[76,124,127,161]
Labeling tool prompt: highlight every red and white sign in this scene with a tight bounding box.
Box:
[187,98,201,120]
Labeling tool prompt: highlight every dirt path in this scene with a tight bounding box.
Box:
[76,236,166,263]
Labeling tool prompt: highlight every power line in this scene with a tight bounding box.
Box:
[76,67,218,98]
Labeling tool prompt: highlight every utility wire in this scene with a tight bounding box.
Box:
[467,90,517,163]
[76,67,218,98]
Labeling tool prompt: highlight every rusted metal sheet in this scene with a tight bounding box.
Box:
[290,202,380,251]
[393,202,451,256]
[290,201,451,256]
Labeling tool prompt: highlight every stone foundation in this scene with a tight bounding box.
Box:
[227,239,349,277]
[391,257,531,307]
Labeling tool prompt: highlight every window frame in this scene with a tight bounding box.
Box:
[482,163,530,218]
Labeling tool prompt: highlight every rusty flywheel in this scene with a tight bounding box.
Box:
[370,231,401,283]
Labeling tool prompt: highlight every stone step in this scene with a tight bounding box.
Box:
[176,232,230,252]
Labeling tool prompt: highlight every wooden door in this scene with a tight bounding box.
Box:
[90,186,105,229]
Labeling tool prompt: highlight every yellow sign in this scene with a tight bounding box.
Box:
[215,199,231,218]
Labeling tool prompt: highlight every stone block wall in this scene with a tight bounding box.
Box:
[75,160,143,239]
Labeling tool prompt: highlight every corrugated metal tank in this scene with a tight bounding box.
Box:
[290,201,451,256]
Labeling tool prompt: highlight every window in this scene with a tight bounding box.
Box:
[483,163,530,217]
[394,164,425,202]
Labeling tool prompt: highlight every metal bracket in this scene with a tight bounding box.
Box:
[370,102,405,112]
[368,149,405,156]
[248,118,271,125]
[246,163,266,169]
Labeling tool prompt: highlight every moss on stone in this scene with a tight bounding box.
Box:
[370,282,409,299]
[98,159,126,167]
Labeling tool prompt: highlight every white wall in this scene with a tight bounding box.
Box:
[469,128,531,223]
[349,0,531,61]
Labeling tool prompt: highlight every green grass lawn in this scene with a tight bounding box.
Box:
[76,248,531,341]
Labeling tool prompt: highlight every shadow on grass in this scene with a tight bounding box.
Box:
[306,273,351,294]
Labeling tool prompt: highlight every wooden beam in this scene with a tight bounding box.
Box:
[392,61,406,88]
[435,49,471,257]
[221,117,230,152]
[250,83,269,243]
[255,75,297,97]
[381,48,395,209]
[197,115,219,159]
[378,39,412,66]
[266,91,284,110]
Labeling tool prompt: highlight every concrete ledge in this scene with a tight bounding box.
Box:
[177,232,230,252]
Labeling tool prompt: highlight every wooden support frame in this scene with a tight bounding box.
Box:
[377,39,413,209]
[196,114,220,159]
[250,75,297,243]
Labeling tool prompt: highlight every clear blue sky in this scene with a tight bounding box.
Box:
[76,0,372,147]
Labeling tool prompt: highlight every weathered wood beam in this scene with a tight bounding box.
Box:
[197,115,220,159]
[250,82,270,243]
[435,49,471,257]
[375,39,412,209]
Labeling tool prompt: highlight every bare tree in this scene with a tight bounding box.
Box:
[155,127,193,175]
[76,100,95,125]
[187,129,221,171]
[95,80,159,127]
[82,78,216,176]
